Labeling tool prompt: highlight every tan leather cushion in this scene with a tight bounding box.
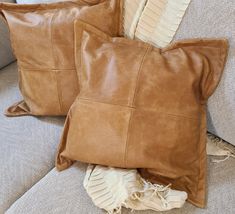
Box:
[56,21,228,208]
[0,0,123,116]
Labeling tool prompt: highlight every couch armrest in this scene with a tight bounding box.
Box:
[0,0,16,69]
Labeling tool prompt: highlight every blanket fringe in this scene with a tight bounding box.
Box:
[207,133,235,163]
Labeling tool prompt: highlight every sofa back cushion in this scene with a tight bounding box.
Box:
[0,0,123,116]
[174,0,235,146]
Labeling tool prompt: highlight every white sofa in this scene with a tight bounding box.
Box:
[0,0,235,213]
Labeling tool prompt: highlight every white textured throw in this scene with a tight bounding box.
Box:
[135,0,191,47]
[207,134,235,163]
[84,165,187,213]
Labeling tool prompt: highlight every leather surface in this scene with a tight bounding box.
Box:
[0,0,123,116]
[56,21,228,208]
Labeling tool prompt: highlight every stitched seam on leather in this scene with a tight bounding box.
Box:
[131,45,151,106]
[78,97,133,108]
[195,106,206,206]
[118,0,124,36]
[78,97,199,120]
[0,4,77,12]
[20,68,75,71]
[16,68,31,115]
[49,11,63,113]
[189,109,203,207]
[123,109,133,167]
[49,70,60,114]
[55,70,63,114]
[77,28,83,93]
[124,45,151,167]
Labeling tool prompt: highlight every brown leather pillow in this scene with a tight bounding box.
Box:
[56,21,228,208]
[0,0,123,116]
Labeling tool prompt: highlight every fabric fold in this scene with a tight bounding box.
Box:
[123,0,147,39]
[5,100,31,116]
[135,0,191,47]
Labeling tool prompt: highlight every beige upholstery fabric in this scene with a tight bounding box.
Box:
[0,62,64,213]
[6,158,235,214]
[0,0,15,69]
[174,0,235,146]
[6,163,103,214]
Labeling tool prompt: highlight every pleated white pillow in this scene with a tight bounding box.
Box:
[135,0,191,47]
[123,0,147,38]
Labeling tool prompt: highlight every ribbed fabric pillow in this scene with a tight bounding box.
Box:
[135,0,191,47]
[123,0,147,39]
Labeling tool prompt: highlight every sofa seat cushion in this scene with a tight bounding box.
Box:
[7,163,103,214]
[5,158,235,214]
[174,0,235,146]
[0,62,65,213]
